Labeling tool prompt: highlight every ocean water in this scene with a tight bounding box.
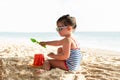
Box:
[0,32,120,52]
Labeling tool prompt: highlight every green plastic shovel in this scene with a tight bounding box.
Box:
[30,38,46,48]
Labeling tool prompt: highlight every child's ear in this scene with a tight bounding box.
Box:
[67,26,72,31]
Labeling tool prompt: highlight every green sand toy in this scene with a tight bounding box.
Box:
[30,38,46,48]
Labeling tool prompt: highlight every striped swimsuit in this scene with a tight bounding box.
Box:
[65,38,82,71]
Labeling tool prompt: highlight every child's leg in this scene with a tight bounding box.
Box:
[36,47,68,72]
[46,47,68,70]
[48,59,68,70]
[41,60,50,70]
[39,47,62,70]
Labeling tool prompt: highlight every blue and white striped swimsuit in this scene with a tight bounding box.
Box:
[65,37,82,71]
[65,49,82,71]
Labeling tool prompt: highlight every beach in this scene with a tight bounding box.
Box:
[0,41,120,80]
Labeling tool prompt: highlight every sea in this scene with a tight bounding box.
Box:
[0,32,120,52]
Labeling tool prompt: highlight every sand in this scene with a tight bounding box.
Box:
[0,41,120,80]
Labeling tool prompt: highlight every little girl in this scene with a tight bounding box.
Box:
[39,14,82,71]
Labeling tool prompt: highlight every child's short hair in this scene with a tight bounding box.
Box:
[57,14,77,29]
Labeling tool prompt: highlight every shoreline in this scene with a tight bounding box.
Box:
[0,41,120,80]
[81,47,120,56]
[0,32,120,53]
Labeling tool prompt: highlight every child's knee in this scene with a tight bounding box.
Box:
[57,47,63,53]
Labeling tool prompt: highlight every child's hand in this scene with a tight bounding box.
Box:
[47,52,55,58]
[39,42,46,48]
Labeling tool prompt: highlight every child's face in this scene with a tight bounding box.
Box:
[56,22,72,37]
[56,22,67,32]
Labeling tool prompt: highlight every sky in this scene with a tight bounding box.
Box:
[0,0,120,32]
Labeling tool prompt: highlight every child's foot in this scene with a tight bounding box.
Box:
[42,60,51,70]
[34,60,50,74]
[35,69,46,74]
[34,69,47,77]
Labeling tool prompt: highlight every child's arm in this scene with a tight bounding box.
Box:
[39,39,63,46]
[47,38,71,60]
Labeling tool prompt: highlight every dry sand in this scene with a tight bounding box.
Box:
[0,41,120,80]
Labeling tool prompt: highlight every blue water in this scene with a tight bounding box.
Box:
[0,32,120,52]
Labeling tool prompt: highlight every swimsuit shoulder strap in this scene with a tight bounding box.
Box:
[71,37,80,49]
